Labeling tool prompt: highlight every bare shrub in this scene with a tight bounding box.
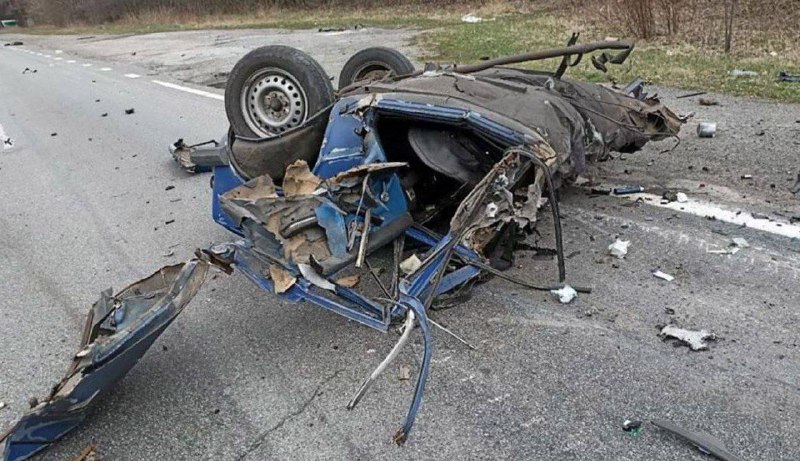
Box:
[619,0,656,39]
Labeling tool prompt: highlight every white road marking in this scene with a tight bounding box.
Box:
[67,60,76,63]
[625,193,800,240]
[0,123,14,150]
[151,80,224,101]
[36,53,42,56]
[99,67,112,71]
[124,73,141,79]
[82,63,92,67]
[54,57,63,61]
[44,54,51,58]
[55,50,63,54]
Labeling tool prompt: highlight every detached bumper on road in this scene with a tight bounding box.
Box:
[0,254,230,461]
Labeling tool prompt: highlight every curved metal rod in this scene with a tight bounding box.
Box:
[554,33,580,79]
[347,308,416,410]
[448,40,633,75]
[511,147,567,282]
[393,296,433,445]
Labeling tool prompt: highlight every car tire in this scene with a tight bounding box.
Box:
[338,47,415,90]
[225,45,334,138]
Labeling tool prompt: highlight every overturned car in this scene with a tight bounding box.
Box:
[1,40,682,460]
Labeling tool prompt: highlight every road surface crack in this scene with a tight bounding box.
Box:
[235,369,343,460]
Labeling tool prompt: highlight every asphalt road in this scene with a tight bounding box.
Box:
[1,39,799,461]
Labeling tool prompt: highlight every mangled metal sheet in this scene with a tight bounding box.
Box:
[219,160,411,288]
[7,41,689,459]
[0,253,231,461]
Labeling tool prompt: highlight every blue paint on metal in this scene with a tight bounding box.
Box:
[1,261,208,461]
[395,293,432,443]
[315,202,348,258]
[231,245,389,331]
[211,165,245,235]
[313,98,367,179]
[374,98,527,147]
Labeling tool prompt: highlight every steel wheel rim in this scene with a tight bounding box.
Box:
[354,63,392,83]
[240,68,308,138]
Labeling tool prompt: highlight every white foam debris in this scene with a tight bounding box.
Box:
[653,270,674,282]
[550,285,577,304]
[608,239,630,259]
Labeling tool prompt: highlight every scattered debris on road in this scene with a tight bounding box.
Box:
[1,131,14,150]
[613,185,644,195]
[697,122,717,138]
[609,239,630,259]
[49,132,57,137]
[124,108,135,115]
[101,113,108,117]
[622,419,643,435]
[21,67,36,74]
[731,237,749,248]
[550,285,577,304]
[653,270,674,282]
[791,172,800,194]
[399,365,412,381]
[698,97,719,106]
[71,444,99,461]
[676,91,706,99]
[0,402,6,410]
[3,41,23,46]
[652,419,745,461]
[660,325,717,351]
[169,138,223,173]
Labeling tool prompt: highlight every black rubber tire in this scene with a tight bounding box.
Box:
[338,47,415,90]
[225,45,334,138]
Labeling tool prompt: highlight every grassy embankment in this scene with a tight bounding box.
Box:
[6,4,798,102]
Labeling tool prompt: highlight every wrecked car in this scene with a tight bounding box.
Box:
[1,39,683,460]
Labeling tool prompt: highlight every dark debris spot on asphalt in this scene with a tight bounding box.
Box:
[101,113,108,117]
[165,185,175,191]
[124,108,135,115]
[165,219,175,225]
[50,133,57,137]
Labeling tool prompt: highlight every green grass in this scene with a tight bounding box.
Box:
[418,15,800,102]
[8,10,799,102]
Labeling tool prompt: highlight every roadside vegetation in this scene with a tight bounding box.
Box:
[2,0,798,102]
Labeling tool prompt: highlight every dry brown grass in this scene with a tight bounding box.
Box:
[565,0,800,60]
[22,0,537,27]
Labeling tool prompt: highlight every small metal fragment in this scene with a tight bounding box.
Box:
[660,325,716,351]
[653,270,674,282]
[697,122,717,138]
